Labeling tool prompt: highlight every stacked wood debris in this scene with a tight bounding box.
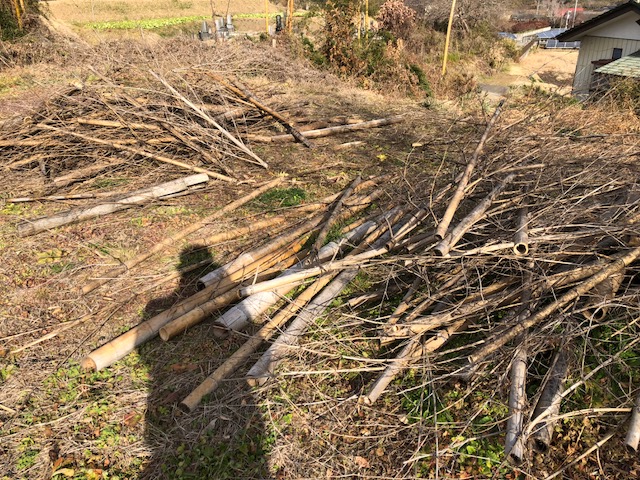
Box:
[53,101,640,463]
[4,68,640,469]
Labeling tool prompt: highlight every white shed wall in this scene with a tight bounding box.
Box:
[588,11,640,40]
[573,35,640,94]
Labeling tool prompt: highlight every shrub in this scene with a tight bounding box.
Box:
[378,0,416,40]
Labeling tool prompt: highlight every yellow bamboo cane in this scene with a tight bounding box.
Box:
[442,0,457,76]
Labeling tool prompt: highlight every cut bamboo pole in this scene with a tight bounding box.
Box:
[362,318,467,405]
[513,206,529,256]
[238,247,387,298]
[434,174,516,256]
[468,245,640,366]
[625,390,640,451]
[37,124,236,183]
[81,277,238,371]
[159,238,308,340]
[505,341,528,463]
[179,273,336,412]
[311,175,362,255]
[531,346,570,451]
[75,118,161,130]
[506,266,533,463]
[81,177,283,295]
[198,188,384,290]
[197,214,324,289]
[149,70,268,169]
[249,116,405,143]
[246,268,358,386]
[17,174,209,237]
[212,221,376,334]
[203,72,313,148]
[435,101,504,239]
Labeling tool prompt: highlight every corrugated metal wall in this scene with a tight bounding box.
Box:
[573,35,640,94]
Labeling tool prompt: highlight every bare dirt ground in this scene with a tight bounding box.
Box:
[480,48,579,97]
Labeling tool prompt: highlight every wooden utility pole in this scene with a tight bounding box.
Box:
[365,0,369,33]
[442,0,457,76]
[286,0,294,33]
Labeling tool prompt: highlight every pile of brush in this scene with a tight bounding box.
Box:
[71,102,640,464]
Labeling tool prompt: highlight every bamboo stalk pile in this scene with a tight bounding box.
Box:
[71,100,640,464]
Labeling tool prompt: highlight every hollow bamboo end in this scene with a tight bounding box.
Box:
[359,395,372,405]
[583,307,607,322]
[513,243,529,256]
[81,356,97,371]
[195,281,206,291]
[158,327,171,342]
[178,400,195,413]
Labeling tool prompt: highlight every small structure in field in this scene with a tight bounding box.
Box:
[557,0,640,96]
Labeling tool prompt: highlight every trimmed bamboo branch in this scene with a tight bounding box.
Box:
[435,100,504,239]
[149,70,268,169]
[362,318,467,405]
[311,175,362,256]
[81,177,283,295]
[52,158,129,188]
[203,72,313,148]
[17,173,209,237]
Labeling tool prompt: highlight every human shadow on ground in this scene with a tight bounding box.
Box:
[138,245,271,479]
